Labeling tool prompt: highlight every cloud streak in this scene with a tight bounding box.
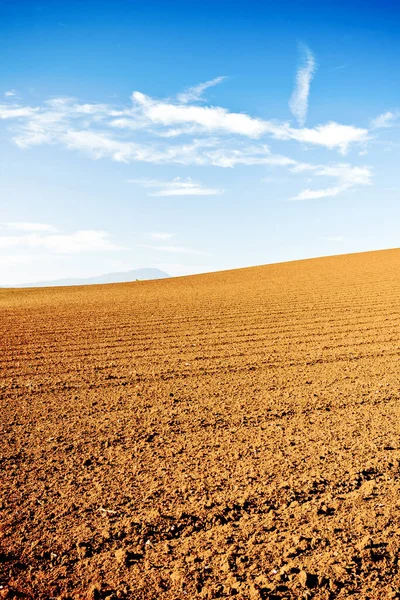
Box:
[177,76,227,103]
[289,44,317,127]
[0,66,374,202]
[128,177,224,196]
[290,163,372,200]
[370,111,400,129]
[0,79,369,167]
[131,91,366,152]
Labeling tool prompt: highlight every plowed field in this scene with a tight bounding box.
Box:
[2,249,400,599]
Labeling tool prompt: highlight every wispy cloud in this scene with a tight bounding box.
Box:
[0,91,371,196]
[0,68,374,202]
[149,232,173,240]
[131,91,366,153]
[370,111,400,130]
[291,163,372,200]
[4,90,17,97]
[128,177,224,196]
[1,222,57,232]
[330,64,349,72]
[289,44,317,127]
[0,78,368,162]
[177,76,227,103]
[293,186,344,200]
[287,122,368,154]
[132,90,271,138]
[0,105,38,120]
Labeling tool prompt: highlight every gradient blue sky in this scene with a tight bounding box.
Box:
[1,0,400,284]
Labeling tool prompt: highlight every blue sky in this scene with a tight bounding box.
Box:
[1,0,400,284]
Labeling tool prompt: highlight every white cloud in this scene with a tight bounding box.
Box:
[131,92,368,153]
[0,80,369,172]
[289,44,317,127]
[1,222,58,232]
[291,163,372,200]
[0,229,120,254]
[128,177,224,196]
[370,111,399,129]
[4,90,17,97]
[314,164,372,186]
[286,122,368,154]
[202,146,297,168]
[293,186,344,200]
[0,105,38,119]
[132,91,272,138]
[0,94,370,199]
[62,130,137,162]
[0,80,373,206]
[177,76,227,103]
[149,232,173,240]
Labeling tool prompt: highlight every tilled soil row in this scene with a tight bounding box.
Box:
[2,249,400,599]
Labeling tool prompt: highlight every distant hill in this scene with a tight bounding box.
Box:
[6,268,170,288]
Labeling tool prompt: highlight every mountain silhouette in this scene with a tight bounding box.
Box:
[5,268,170,288]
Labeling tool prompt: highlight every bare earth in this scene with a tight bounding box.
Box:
[2,249,400,600]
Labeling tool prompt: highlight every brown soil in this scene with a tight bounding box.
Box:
[2,249,400,599]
